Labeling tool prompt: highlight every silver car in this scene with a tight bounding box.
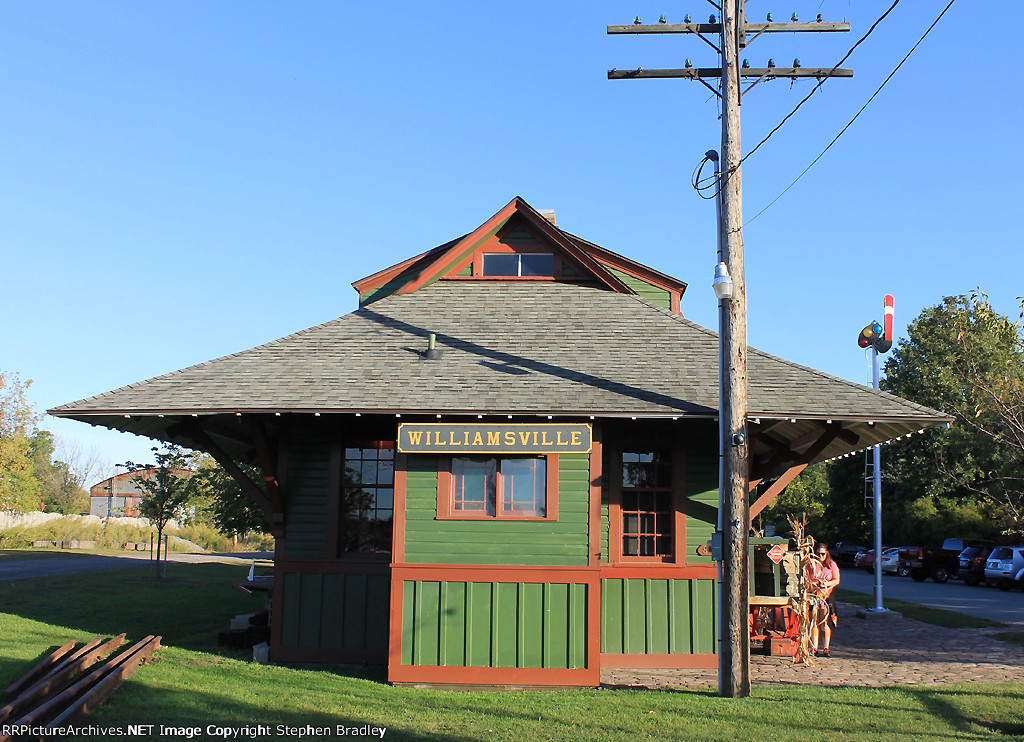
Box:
[984,546,1024,590]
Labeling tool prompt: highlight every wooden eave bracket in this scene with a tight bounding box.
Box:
[167,421,277,520]
[748,424,842,525]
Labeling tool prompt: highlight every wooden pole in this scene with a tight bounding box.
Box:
[718,0,750,699]
[605,2,853,700]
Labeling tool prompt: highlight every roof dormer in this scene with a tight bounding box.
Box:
[352,196,688,314]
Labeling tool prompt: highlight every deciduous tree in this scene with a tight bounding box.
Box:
[189,455,269,543]
[882,293,1024,537]
[0,371,41,512]
[123,445,197,576]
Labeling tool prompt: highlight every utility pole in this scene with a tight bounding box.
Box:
[608,3,853,699]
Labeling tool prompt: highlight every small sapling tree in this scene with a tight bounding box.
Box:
[122,444,197,578]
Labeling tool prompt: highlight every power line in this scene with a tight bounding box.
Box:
[745,0,958,227]
[739,0,902,167]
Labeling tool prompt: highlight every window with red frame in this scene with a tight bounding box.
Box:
[621,450,673,557]
[451,456,546,518]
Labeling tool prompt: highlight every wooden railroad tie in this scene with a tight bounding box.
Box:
[0,634,161,741]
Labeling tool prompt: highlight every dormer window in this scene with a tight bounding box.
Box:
[481,252,554,277]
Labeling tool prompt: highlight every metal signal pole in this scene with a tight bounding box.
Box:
[608,2,853,698]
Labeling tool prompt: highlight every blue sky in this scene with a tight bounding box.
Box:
[3,1,1020,476]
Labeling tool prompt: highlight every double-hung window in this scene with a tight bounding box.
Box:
[439,455,557,520]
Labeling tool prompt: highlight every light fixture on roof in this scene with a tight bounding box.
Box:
[712,262,734,300]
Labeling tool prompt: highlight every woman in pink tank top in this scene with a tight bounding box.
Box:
[809,542,841,657]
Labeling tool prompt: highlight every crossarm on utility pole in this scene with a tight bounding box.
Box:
[607,22,850,35]
[608,67,852,80]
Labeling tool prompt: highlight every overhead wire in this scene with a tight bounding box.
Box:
[692,0,902,200]
[739,0,902,168]
[744,0,958,226]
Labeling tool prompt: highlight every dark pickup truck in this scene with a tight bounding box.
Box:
[901,538,994,583]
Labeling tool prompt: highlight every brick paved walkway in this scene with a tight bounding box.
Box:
[601,602,1024,688]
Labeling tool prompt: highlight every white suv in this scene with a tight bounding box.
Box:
[984,546,1024,590]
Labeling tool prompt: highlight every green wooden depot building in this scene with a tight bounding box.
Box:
[52,197,950,687]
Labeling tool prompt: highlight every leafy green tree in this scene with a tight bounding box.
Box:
[123,445,197,575]
[0,371,42,512]
[189,455,269,543]
[759,463,830,537]
[882,293,1024,538]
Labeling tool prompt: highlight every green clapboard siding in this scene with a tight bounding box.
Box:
[601,578,718,655]
[607,268,671,310]
[360,275,410,307]
[401,580,588,668]
[498,224,539,245]
[284,435,331,560]
[403,453,590,566]
[685,422,719,566]
[280,571,390,651]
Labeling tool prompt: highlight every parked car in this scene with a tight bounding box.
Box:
[903,538,994,583]
[833,542,867,566]
[854,549,874,571]
[984,546,1024,590]
[958,544,997,586]
[878,547,906,576]
[855,547,903,575]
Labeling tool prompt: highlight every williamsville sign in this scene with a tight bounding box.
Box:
[397,423,592,455]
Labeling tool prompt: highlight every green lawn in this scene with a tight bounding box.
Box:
[833,588,1005,629]
[1,565,1022,741]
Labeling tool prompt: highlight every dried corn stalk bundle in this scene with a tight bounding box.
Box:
[786,514,818,665]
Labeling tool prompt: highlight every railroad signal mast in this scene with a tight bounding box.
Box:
[608,3,853,699]
[858,295,895,615]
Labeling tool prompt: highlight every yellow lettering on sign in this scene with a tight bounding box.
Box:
[541,431,552,446]
[435,432,445,447]
[556,431,567,446]
[449,431,460,446]
[505,431,516,446]
[571,431,582,446]
[533,432,538,446]
[408,431,423,446]
[519,432,531,446]
[473,432,483,446]
[488,432,500,446]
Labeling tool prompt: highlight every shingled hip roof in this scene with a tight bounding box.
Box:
[50,281,950,466]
